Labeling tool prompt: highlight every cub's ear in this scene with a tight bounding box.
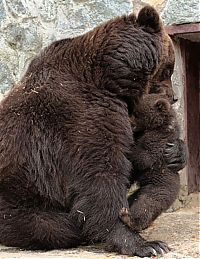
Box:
[155,99,171,112]
[137,5,162,33]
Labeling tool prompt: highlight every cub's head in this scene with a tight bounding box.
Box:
[133,94,175,131]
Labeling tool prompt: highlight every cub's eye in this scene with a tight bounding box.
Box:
[149,84,161,94]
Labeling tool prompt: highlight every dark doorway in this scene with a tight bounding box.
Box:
[181,40,200,193]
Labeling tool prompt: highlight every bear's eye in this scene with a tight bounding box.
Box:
[160,66,173,81]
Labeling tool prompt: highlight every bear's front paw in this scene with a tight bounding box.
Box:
[135,240,171,257]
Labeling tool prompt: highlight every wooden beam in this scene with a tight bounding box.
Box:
[180,40,200,193]
[165,23,200,35]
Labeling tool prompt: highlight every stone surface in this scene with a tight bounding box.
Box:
[171,39,185,139]
[0,207,199,258]
[132,0,166,14]
[161,0,200,25]
[0,0,132,94]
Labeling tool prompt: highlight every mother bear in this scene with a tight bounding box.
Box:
[0,6,185,257]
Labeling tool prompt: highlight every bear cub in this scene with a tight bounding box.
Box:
[120,94,183,230]
[131,93,180,172]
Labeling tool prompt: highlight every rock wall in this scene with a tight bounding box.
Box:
[0,0,132,95]
[161,0,200,25]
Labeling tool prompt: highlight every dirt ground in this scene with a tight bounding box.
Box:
[0,206,199,259]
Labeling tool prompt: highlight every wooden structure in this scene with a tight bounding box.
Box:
[166,23,200,193]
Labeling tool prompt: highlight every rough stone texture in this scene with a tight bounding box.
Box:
[0,0,132,94]
[161,0,200,25]
[132,0,166,13]
[0,207,199,258]
[171,40,184,134]
[169,39,187,188]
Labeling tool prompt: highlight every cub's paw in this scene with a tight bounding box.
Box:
[119,207,132,228]
[164,140,188,172]
[135,240,171,257]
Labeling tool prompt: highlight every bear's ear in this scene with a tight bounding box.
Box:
[137,5,162,33]
[155,99,171,112]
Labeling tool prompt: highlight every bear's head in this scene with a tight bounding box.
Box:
[132,93,175,132]
[74,5,176,113]
[32,5,175,114]
[135,6,176,104]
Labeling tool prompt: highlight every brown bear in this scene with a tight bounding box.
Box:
[0,5,186,257]
[120,94,186,231]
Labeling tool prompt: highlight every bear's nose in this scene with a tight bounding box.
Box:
[172,95,178,103]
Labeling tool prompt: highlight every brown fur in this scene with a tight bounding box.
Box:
[0,6,182,257]
[149,36,176,103]
[121,94,186,232]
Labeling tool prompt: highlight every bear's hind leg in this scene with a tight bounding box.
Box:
[69,178,171,257]
[0,197,82,250]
